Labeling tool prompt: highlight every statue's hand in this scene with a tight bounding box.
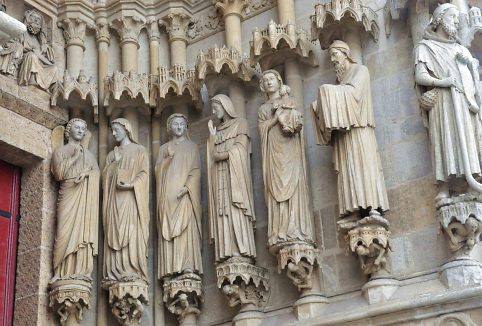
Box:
[116,181,133,190]
[437,76,457,88]
[208,120,216,136]
[456,51,472,65]
[177,186,188,199]
[74,172,87,184]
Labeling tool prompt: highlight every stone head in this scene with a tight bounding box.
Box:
[25,9,43,36]
[432,4,460,39]
[167,113,188,138]
[65,118,87,142]
[211,94,238,120]
[260,70,283,95]
[111,118,136,144]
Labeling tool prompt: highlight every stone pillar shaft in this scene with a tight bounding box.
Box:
[409,0,430,47]
[285,58,303,111]
[343,28,363,64]
[277,0,296,25]
[96,24,110,170]
[122,41,138,72]
[59,19,87,78]
[66,44,84,78]
[123,106,139,141]
[170,39,187,67]
[451,0,469,13]
[225,13,242,52]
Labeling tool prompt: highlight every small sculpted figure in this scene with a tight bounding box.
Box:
[207,94,257,262]
[156,113,202,278]
[414,3,482,198]
[311,40,389,219]
[258,69,315,250]
[50,118,99,284]
[102,118,149,286]
[0,9,58,90]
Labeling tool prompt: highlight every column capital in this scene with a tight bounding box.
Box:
[58,18,87,49]
[110,15,145,47]
[214,0,248,18]
[160,10,191,44]
[95,22,110,44]
[146,18,161,41]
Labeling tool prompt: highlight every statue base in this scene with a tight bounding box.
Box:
[49,279,91,326]
[232,309,265,326]
[216,257,269,311]
[271,241,318,290]
[338,210,391,277]
[439,256,482,288]
[293,292,328,320]
[361,277,399,304]
[162,272,203,325]
[108,281,149,326]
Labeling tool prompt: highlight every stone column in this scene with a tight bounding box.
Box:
[277,0,296,25]
[148,19,162,161]
[162,11,190,67]
[215,0,247,117]
[111,16,144,73]
[408,0,430,46]
[451,0,469,13]
[59,18,87,79]
[343,26,363,64]
[123,106,139,141]
[96,22,110,170]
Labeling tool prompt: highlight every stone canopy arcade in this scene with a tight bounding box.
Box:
[1,0,482,326]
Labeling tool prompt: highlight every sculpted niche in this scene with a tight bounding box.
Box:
[156,113,203,325]
[102,118,150,324]
[49,118,99,325]
[0,9,58,90]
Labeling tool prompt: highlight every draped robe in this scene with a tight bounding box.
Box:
[156,139,202,278]
[51,143,99,282]
[102,143,149,283]
[207,117,257,262]
[258,97,315,249]
[415,33,482,182]
[312,64,389,217]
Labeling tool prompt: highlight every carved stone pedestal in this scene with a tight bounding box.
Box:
[216,257,269,316]
[293,291,328,320]
[272,241,318,291]
[437,194,482,288]
[108,281,149,326]
[339,210,397,304]
[162,272,203,326]
[49,279,91,326]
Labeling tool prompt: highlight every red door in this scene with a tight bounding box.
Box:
[0,160,20,326]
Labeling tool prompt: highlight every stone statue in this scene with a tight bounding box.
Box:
[49,118,99,325]
[311,40,389,220]
[155,113,203,278]
[102,118,150,286]
[207,94,257,262]
[0,9,58,90]
[258,69,315,250]
[414,3,482,199]
[50,118,99,284]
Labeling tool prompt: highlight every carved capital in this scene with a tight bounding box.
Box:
[146,19,161,41]
[95,23,110,44]
[214,0,249,18]
[110,16,145,46]
[108,281,149,326]
[437,194,482,257]
[162,273,203,324]
[216,257,269,310]
[161,11,191,43]
[49,280,91,326]
[58,18,87,49]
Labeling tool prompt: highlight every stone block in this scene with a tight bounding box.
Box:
[361,278,399,304]
[439,257,482,289]
[293,294,328,320]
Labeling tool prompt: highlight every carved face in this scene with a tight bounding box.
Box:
[329,48,347,67]
[262,72,281,94]
[441,7,460,38]
[26,12,42,35]
[69,120,87,141]
[169,116,187,137]
[112,123,127,143]
[212,101,225,120]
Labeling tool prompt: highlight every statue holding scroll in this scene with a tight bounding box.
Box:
[156,113,203,278]
[50,118,99,283]
[311,40,389,219]
[258,69,315,250]
[102,118,150,286]
[207,94,257,262]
